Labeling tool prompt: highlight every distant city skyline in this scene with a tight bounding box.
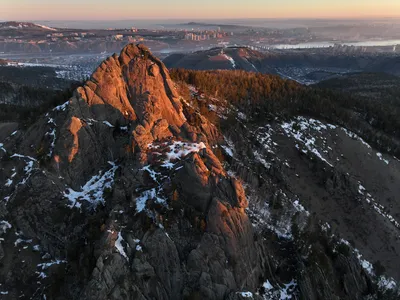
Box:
[2,0,400,20]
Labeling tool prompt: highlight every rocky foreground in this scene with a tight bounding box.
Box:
[0,44,399,299]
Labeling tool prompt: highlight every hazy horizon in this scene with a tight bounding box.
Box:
[3,0,400,21]
[2,17,400,30]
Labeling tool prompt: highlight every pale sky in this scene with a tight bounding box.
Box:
[2,0,400,20]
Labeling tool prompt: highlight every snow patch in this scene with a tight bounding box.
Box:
[357,181,400,229]
[37,259,67,270]
[281,117,333,167]
[254,151,272,169]
[376,153,389,165]
[14,237,32,247]
[148,141,206,166]
[222,136,235,157]
[263,280,274,290]
[292,199,310,216]
[53,101,69,112]
[45,115,57,158]
[237,291,253,298]
[141,165,162,183]
[378,276,397,291]
[341,128,372,149]
[103,121,114,128]
[7,154,37,190]
[135,188,166,213]
[64,162,118,209]
[0,220,11,234]
[237,112,247,120]
[260,279,298,299]
[222,54,236,68]
[255,125,276,154]
[115,231,128,261]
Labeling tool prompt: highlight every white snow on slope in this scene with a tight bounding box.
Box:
[37,259,67,270]
[103,121,114,128]
[222,136,235,157]
[280,116,395,168]
[341,128,393,166]
[53,101,69,112]
[376,153,389,165]
[34,23,57,31]
[45,116,57,157]
[222,54,236,68]
[281,117,334,167]
[292,199,310,216]
[135,188,166,213]
[255,124,276,154]
[5,154,37,191]
[358,181,400,229]
[335,238,398,293]
[45,128,57,157]
[64,162,118,209]
[164,141,206,161]
[254,150,272,169]
[10,153,37,162]
[260,279,298,299]
[148,141,206,166]
[115,231,128,261]
[141,165,162,183]
[341,128,371,149]
[378,276,397,291]
[247,191,309,240]
[14,237,32,247]
[237,291,253,298]
[136,140,205,215]
[0,220,11,234]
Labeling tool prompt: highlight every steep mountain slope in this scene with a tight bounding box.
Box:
[0,44,399,300]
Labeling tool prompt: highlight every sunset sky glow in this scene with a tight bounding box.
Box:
[2,0,400,20]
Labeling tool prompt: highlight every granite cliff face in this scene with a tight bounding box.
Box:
[0,44,398,299]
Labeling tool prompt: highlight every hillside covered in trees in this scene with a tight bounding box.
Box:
[170,68,400,158]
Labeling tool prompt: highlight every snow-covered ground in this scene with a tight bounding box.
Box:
[148,140,206,168]
[281,117,336,167]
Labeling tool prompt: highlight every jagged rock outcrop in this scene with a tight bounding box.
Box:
[0,44,260,299]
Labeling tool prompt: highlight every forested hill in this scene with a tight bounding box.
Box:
[170,68,400,159]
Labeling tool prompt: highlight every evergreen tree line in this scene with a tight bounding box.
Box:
[0,81,82,126]
[170,68,400,158]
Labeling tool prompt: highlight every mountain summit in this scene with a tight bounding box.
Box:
[0,44,257,299]
[0,44,399,299]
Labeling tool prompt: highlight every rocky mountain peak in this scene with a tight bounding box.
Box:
[46,44,223,181]
[0,44,260,299]
[77,44,186,129]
